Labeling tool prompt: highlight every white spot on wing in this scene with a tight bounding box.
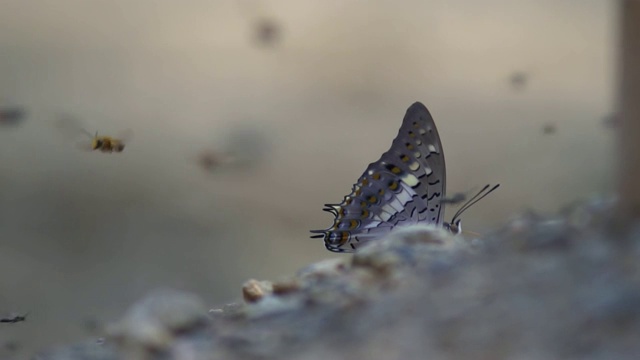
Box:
[379,207,395,221]
[401,173,419,187]
[363,221,382,229]
[396,188,413,205]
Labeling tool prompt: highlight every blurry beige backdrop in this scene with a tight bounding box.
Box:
[0,0,616,356]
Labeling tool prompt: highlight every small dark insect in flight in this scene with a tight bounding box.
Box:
[236,0,281,48]
[71,129,133,153]
[54,115,133,153]
[440,192,467,205]
[85,131,130,153]
[542,123,556,135]
[0,107,26,127]
[255,18,281,47]
[0,313,27,324]
[195,123,272,172]
[196,150,235,171]
[509,71,528,91]
[603,113,620,129]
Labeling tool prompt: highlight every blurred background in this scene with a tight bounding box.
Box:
[0,0,616,356]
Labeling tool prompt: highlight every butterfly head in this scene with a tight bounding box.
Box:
[443,184,500,236]
[310,228,353,253]
[444,219,462,235]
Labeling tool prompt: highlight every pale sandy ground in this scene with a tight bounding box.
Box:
[0,0,616,357]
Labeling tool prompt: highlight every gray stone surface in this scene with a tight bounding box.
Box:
[34,198,640,360]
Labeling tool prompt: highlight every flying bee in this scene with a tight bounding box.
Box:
[54,115,133,153]
[75,128,133,153]
[86,131,129,153]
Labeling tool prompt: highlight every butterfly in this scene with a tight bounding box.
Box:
[311,102,498,253]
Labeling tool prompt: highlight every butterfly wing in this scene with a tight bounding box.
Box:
[311,102,447,252]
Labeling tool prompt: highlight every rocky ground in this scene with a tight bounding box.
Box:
[31,197,640,360]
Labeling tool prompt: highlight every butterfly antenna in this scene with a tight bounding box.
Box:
[450,184,490,222]
[310,229,327,239]
[451,184,501,223]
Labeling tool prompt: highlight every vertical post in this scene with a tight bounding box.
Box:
[616,0,640,228]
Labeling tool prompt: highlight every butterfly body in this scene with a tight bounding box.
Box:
[312,102,448,253]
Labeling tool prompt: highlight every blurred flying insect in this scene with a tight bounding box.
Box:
[236,0,282,48]
[0,106,26,127]
[509,71,528,91]
[542,122,557,135]
[254,18,281,47]
[0,312,27,324]
[196,150,236,171]
[195,122,272,173]
[80,129,133,153]
[602,113,620,129]
[54,115,133,153]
